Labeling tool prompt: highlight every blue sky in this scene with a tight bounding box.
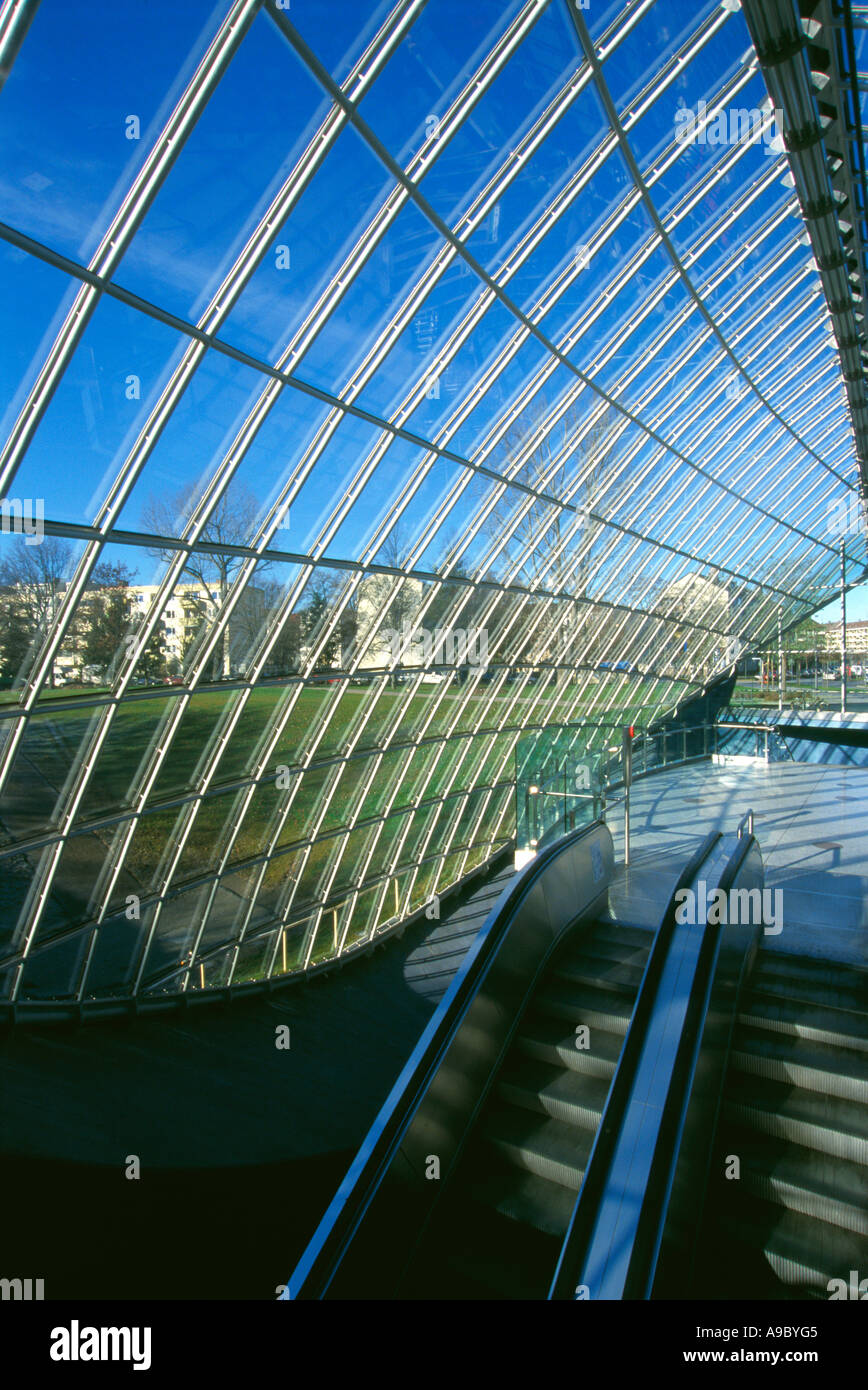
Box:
[0,0,864,628]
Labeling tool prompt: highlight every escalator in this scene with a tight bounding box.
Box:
[399,918,653,1298]
[697,951,868,1299]
[284,819,741,1300]
[284,812,866,1301]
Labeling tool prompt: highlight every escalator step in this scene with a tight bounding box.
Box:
[740,992,868,1054]
[717,1127,868,1235]
[555,933,650,972]
[731,1026,868,1103]
[752,953,868,1005]
[437,1223,557,1300]
[481,1104,594,1189]
[514,1011,625,1079]
[722,1077,868,1164]
[705,1193,868,1297]
[463,1166,580,1240]
[534,978,634,1034]
[577,921,654,953]
[552,951,646,994]
[404,1188,558,1300]
[495,1054,611,1128]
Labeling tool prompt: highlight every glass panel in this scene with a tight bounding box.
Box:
[0,0,223,261]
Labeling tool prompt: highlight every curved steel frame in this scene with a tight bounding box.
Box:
[0,0,865,1007]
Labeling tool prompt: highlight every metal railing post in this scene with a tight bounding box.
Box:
[622,726,633,866]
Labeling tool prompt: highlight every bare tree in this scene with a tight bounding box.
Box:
[0,536,73,686]
[142,481,268,679]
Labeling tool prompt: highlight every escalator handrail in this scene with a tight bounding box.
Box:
[286,818,612,1299]
[623,828,761,1299]
[548,827,724,1300]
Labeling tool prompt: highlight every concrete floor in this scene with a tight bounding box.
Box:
[608,759,868,970]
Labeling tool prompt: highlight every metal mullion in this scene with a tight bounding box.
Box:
[313,745,403,911]
[583,268,692,386]
[279,0,553,392]
[357,453,476,570]
[494,134,624,293]
[0,0,262,500]
[87,559,286,916]
[764,356,844,429]
[712,252,814,347]
[251,773,358,976]
[4,29,425,944]
[589,436,682,533]
[0,0,39,96]
[339,1,429,106]
[309,437,400,563]
[596,0,658,62]
[0,538,104,790]
[689,203,797,296]
[697,241,807,342]
[42,7,450,903]
[404,763,481,904]
[734,294,825,387]
[530,186,648,331]
[618,6,737,137]
[116,573,318,959]
[720,266,817,349]
[662,125,785,254]
[279,9,814,541]
[774,367,843,433]
[779,477,840,534]
[358,735,475,928]
[373,761,450,916]
[0,723,605,979]
[751,338,834,410]
[339,741,440,925]
[629,341,725,448]
[775,478,840,541]
[451,75,597,245]
[632,465,743,560]
[11,572,194,977]
[619,462,712,556]
[425,787,480,900]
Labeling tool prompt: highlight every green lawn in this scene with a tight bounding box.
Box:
[6,673,672,988]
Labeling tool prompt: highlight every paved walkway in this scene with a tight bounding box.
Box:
[610,759,868,969]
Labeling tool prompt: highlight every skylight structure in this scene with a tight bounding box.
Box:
[0,0,865,1013]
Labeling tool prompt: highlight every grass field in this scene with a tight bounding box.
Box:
[4,674,674,995]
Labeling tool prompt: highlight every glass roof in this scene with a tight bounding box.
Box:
[1,0,866,1009]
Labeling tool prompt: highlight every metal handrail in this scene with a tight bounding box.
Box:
[736,808,754,839]
[518,717,793,863]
